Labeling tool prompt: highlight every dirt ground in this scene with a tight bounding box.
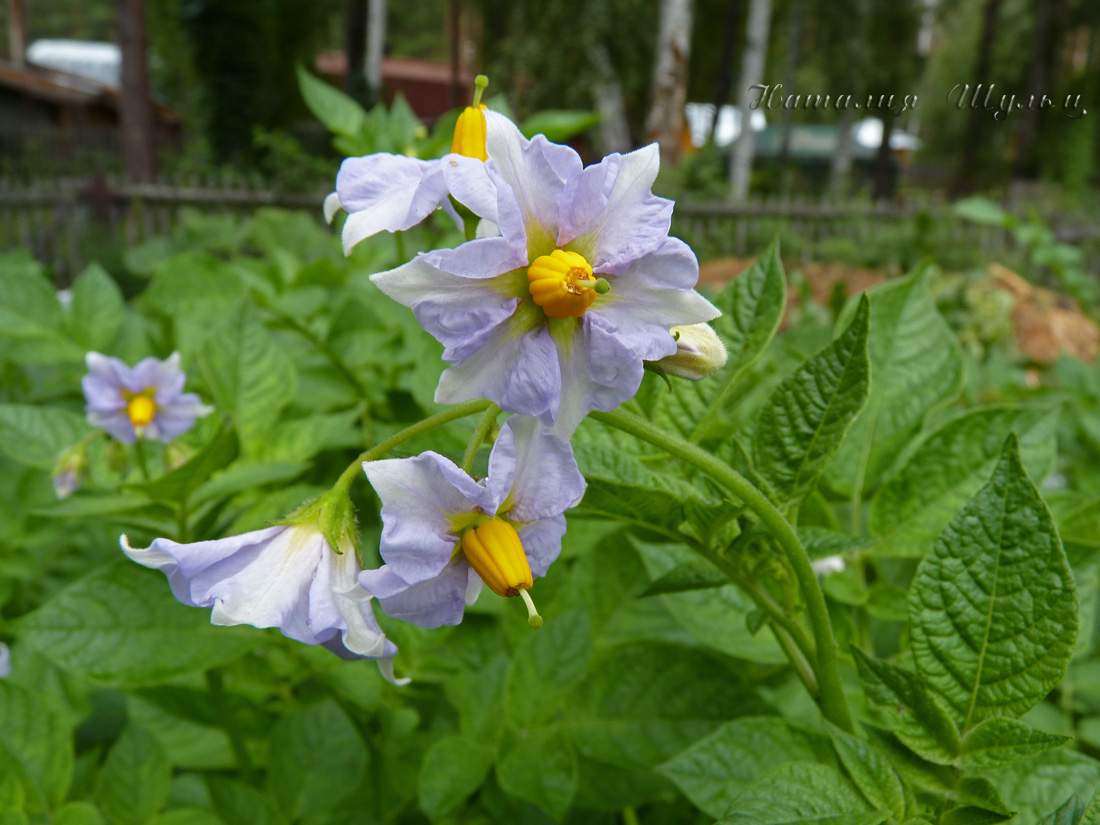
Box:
[698,257,1099,365]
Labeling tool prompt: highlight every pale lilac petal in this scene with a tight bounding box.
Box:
[149,392,213,443]
[82,374,125,412]
[558,145,672,275]
[483,111,581,247]
[336,155,450,252]
[312,548,396,658]
[435,318,561,420]
[486,416,585,523]
[371,257,519,360]
[323,191,343,224]
[465,569,484,605]
[0,643,9,678]
[441,153,499,222]
[517,515,567,578]
[548,313,644,438]
[594,241,719,361]
[359,564,413,599]
[420,235,528,280]
[363,453,482,585]
[133,352,185,402]
[373,557,472,629]
[84,352,131,392]
[89,409,137,443]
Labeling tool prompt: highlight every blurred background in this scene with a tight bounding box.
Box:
[1,0,1098,368]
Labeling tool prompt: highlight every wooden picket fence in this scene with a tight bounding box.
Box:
[2,175,1100,280]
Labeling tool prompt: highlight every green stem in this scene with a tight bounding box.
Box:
[394,230,407,262]
[590,408,854,733]
[621,806,640,825]
[333,399,493,494]
[205,669,257,784]
[133,437,150,481]
[772,622,819,696]
[461,404,501,473]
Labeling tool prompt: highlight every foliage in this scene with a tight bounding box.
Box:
[3,205,1100,825]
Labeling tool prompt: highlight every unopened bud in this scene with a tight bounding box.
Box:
[52,443,89,500]
[653,323,728,380]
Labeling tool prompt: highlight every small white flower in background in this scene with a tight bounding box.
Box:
[82,352,212,444]
[811,555,846,576]
[56,288,73,310]
[654,323,729,380]
[0,643,10,678]
[52,441,89,500]
[121,489,407,684]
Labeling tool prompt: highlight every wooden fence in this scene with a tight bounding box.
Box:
[2,176,1099,281]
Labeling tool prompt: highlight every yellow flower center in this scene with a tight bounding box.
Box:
[460,517,543,627]
[527,249,609,319]
[124,392,157,428]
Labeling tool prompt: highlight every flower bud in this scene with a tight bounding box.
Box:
[655,323,728,380]
[460,517,532,598]
[52,443,88,500]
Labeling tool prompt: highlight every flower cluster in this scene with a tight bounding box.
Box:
[118,81,721,683]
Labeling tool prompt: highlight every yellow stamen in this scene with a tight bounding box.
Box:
[126,394,157,428]
[451,75,490,161]
[460,517,533,598]
[527,249,610,319]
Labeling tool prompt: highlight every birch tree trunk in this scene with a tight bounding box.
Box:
[593,46,632,155]
[645,0,694,165]
[829,112,854,194]
[365,0,386,96]
[728,0,771,199]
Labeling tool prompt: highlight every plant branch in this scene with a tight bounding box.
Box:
[461,403,501,473]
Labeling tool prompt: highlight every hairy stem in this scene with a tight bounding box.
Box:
[590,408,854,733]
[461,404,501,473]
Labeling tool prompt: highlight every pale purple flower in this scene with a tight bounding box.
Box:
[0,643,9,678]
[359,416,585,629]
[82,352,212,444]
[371,112,720,436]
[332,153,487,253]
[53,468,81,500]
[121,526,406,682]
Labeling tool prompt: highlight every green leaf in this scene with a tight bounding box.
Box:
[129,425,237,503]
[825,722,908,821]
[658,239,786,443]
[851,647,961,765]
[869,406,1058,557]
[959,718,1070,770]
[93,725,171,825]
[519,109,601,141]
[753,294,870,508]
[825,266,963,496]
[909,435,1079,729]
[640,559,727,597]
[16,562,255,686]
[942,776,1013,825]
[985,750,1100,824]
[659,716,830,818]
[68,263,125,351]
[1035,794,1086,825]
[0,405,92,470]
[55,802,106,825]
[0,681,73,812]
[296,64,368,141]
[198,305,297,458]
[266,700,368,820]
[0,253,83,364]
[418,735,494,819]
[717,762,882,825]
[953,197,1012,227]
[202,777,279,825]
[496,727,578,820]
[504,609,590,728]
[1082,789,1100,825]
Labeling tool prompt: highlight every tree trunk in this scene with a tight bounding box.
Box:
[645,0,695,165]
[872,117,893,200]
[950,0,1002,198]
[345,0,368,102]
[366,0,386,96]
[1014,0,1057,179]
[593,45,632,155]
[829,112,854,195]
[777,0,802,175]
[117,0,157,181]
[708,0,744,143]
[8,0,25,66]
[729,0,771,199]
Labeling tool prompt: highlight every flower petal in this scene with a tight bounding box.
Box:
[435,317,561,421]
[517,514,567,578]
[336,155,449,252]
[547,313,644,438]
[371,557,472,629]
[558,144,672,275]
[133,352,186,402]
[362,453,485,585]
[312,548,396,659]
[441,153,499,223]
[486,416,585,523]
[88,409,137,443]
[0,643,9,678]
[323,191,343,224]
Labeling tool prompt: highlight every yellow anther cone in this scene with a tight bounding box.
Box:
[460,517,533,598]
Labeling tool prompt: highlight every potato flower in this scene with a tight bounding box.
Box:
[360,416,585,629]
[370,111,720,436]
[82,352,212,444]
[121,490,406,683]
